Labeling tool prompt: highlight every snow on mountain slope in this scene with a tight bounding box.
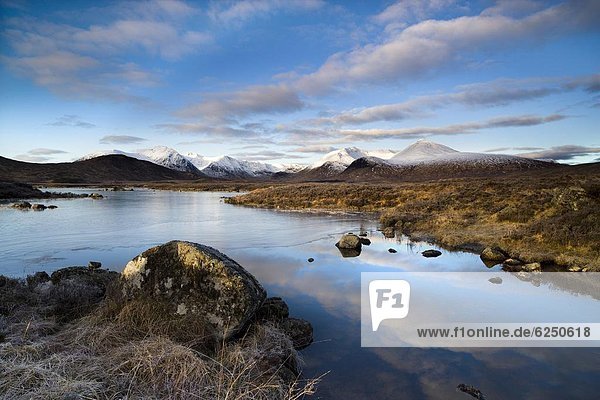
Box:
[388,140,545,167]
[389,140,458,163]
[365,149,397,160]
[185,152,214,170]
[199,156,282,178]
[80,147,200,173]
[80,147,286,178]
[137,146,200,173]
[312,147,396,169]
[275,163,308,173]
[78,149,151,162]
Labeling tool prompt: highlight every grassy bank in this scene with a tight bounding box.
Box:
[225,169,600,271]
[0,276,318,399]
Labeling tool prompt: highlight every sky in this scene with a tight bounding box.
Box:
[0,0,599,165]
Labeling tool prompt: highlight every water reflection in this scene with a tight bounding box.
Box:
[1,189,598,399]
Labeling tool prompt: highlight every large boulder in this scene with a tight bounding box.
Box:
[121,241,266,340]
[336,233,362,250]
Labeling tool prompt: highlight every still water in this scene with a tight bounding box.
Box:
[1,189,599,399]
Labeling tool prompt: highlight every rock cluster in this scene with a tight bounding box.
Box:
[11,201,57,211]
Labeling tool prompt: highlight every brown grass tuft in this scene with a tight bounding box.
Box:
[0,282,321,399]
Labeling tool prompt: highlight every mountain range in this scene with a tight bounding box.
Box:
[79,146,299,179]
[1,140,579,184]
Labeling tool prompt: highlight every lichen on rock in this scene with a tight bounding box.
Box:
[121,241,267,340]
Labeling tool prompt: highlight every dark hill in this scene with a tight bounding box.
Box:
[339,156,565,182]
[284,162,346,182]
[0,154,206,184]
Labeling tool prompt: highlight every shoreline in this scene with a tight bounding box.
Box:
[224,179,600,272]
[4,176,598,271]
[0,242,318,398]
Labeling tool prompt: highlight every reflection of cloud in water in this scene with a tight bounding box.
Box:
[236,246,600,399]
[368,346,600,400]
[234,250,363,321]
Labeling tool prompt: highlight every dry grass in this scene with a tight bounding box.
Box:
[0,280,320,400]
[226,172,600,271]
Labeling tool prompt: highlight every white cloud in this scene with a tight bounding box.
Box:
[517,145,600,161]
[0,1,211,102]
[99,135,147,144]
[46,115,96,128]
[28,148,68,155]
[294,0,600,94]
[291,144,337,153]
[178,84,305,121]
[310,75,596,125]
[208,0,324,25]
[338,113,566,139]
[373,0,457,25]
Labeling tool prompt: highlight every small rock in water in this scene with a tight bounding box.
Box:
[336,233,362,250]
[89,193,103,199]
[31,204,47,211]
[456,383,486,399]
[359,233,368,237]
[388,248,397,253]
[88,261,102,270]
[422,249,442,258]
[307,257,314,263]
[47,205,58,209]
[488,277,503,284]
[337,247,361,258]
[382,227,395,238]
[359,237,371,246]
[12,201,32,209]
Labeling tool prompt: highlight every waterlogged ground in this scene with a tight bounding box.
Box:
[1,189,599,399]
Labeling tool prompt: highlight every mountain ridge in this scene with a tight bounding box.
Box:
[0,154,202,183]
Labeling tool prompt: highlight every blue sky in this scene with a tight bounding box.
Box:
[0,0,598,164]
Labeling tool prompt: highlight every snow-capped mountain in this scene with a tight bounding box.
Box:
[80,146,199,173]
[185,152,213,170]
[200,156,281,179]
[387,140,545,167]
[276,163,308,173]
[312,147,396,171]
[77,139,559,182]
[137,146,200,173]
[389,140,458,163]
[78,149,151,162]
[80,147,288,179]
